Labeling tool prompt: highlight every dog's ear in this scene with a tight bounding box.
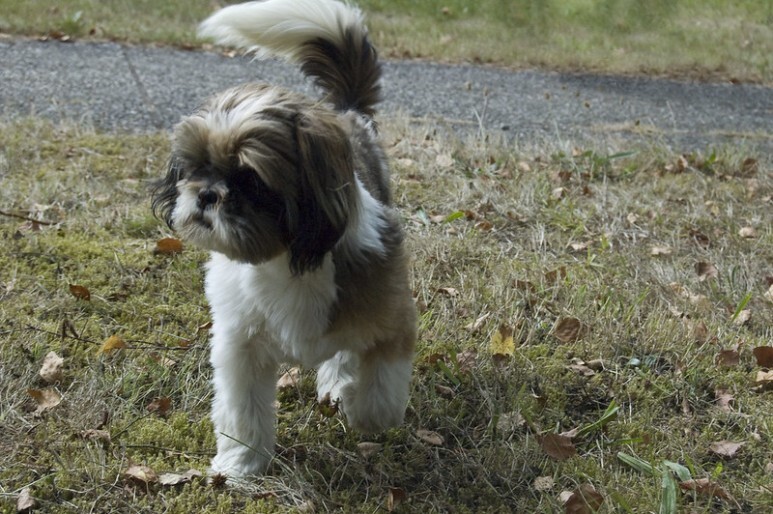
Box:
[286,112,355,274]
[151,156,184,229]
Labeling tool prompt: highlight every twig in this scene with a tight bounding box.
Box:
[0,209,56,226]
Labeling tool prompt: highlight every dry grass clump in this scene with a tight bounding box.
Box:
[1,118,771,512]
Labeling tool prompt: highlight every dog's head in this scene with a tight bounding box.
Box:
[152,84,356,274]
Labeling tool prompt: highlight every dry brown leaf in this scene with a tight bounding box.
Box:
[752,346,773,368]
[679,478,732,500]
[754,370,773,391]
[124,464,159,484]
[738,226,757,239]
[80,429,111,442]
[39,351,64,383]
[563,484,604,514]
[69,284,91,301]
[709,440,745,458]
[147,397,171,417]
[17,487,37,512]
[154,237,183,255]
[715,349,739,367]
[538,433,576,461]
[416,429,444,446]
[387,487,407,512]
[533,476,555,492]
[158,469,202,486]
[356,442,383,458]
[552,317,584,343]
[434,384,455,398]
[27,387,62,415]
[437,287,458,297]
[496,411,525,434]
[714,389,735,413]
[456,348,478,373]
[569,241,591,252]
[695,261,718,281]
[464,312,490,333]
[545,267,567,284]
[98,335,125,355]
[733,309,751,326]
[277,367,301,389]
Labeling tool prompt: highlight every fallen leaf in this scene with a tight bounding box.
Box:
[277,367,301,389]
[69,284,91,300]
[569,241,591,252]
[146,397,171,417]
[545,267,567,284]
[754,370,773,391]
[158,469,202,486]
[538,433,576,461]
[715,349,739,367]
[27,388,62,415]
[98,335,126,355]
[552,187,567,200]
[416,429,444,446]
[709,440,745,458]
[387,487,407,512]
[695,261,718,281]
[679,478,732,501]
[738,226,757,239]
[39,351,64,383]
[456,348,478,373]
[752,346,773,368]
[17,487,37,512]
[437,287,458,297]
[650,246,672,256]
[356,442,383,458]
[714,389,735,413]
[80,429,111,442]
[733,309,751,326]
[552,317,585,343]
[465,312,490,333]
[533,476,555,492]
[563,483,604,514]
[496,411,525,434]
[764,284,773,303]
[434,384,455,398]
[124,464,159,484]
[567,360,596,377]
[154,237,183,255]
[435,154,454,168]
[490,324,515,360]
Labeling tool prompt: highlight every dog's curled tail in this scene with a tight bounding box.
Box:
[199,0,381,117]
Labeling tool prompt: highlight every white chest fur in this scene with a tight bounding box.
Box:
[204,252,341,366]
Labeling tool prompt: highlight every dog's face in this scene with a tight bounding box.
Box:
[152,85,356,273]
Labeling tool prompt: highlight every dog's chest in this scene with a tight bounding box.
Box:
[205,253,341,366]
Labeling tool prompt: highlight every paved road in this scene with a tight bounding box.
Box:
[1,38,771,153]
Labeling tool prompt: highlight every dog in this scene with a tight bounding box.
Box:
[151,0,417,477]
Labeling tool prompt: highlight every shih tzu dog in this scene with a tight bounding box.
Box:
[151,0,416,477]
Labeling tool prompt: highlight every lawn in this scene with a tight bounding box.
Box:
[1,0,772,512]
[0,0,771,83]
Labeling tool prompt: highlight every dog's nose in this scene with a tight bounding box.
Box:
[197,188,219,209]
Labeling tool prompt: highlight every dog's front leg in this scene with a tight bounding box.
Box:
[208,331,278,477]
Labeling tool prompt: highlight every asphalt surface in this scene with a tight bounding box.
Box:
[1,38,771,153]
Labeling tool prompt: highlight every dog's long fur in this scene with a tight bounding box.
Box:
[151,0,416,477]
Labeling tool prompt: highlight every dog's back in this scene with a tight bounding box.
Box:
[199,0,382,117]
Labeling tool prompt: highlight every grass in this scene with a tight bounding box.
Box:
[1,117,772,512]
[0,0,771,83]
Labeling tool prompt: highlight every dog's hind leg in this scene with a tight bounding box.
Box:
[339,341,413,433]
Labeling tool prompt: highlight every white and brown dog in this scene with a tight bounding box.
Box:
[151,0,416,477]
